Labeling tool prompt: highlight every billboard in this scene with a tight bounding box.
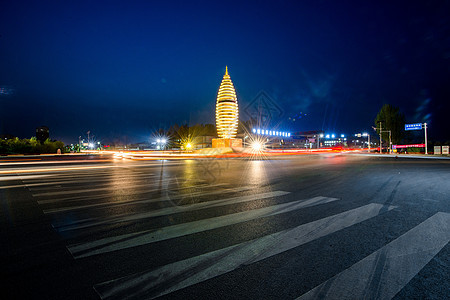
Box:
[443,146,449,155]
[392,144,425,149]
[434,146,441,155]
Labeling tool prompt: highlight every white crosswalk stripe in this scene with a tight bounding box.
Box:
[93,203,396,299]
[54,190,291,231]
[68,196,338,259]
[26,174,448,300]
[297,212,450,300]
[41,184,242,213]
[32,180,175,196]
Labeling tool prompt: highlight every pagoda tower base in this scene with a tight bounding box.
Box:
[212,138,242,148]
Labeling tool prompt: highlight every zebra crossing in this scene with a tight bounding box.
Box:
[9,168,449,299]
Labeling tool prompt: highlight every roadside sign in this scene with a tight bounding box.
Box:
[434,146,441,155]
[393,144,425,149]
[405,123,422,130]
[443,146,449,155]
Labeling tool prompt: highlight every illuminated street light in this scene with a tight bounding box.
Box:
[250,141,264,152]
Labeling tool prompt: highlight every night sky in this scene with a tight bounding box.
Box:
[1,1,449,144]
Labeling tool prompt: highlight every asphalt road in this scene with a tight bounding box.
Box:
[1,153,449,299]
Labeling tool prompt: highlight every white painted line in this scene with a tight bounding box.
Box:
[0,174,54,181]
[0,160,113,166]
[94,203,396,299]
[1,175,156,190]
[33,179,176,196]
[297,212,450,300]
[0,164,122,174]
[36,180,210,204]
[56,190,291,231]
[42,183,235,213]
[0,160,185,175]
[70,196,338,259]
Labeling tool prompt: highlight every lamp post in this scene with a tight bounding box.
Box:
[424,123,428,155]
[378,121,382,153]
[362,133,370,152]
[156,138,167,150]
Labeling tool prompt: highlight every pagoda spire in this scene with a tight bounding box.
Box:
[216,66,238,139]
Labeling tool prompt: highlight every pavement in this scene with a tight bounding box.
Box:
[1,153,449,299]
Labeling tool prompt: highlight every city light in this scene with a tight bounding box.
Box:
[251,141,263,152]
[252,128,291,137]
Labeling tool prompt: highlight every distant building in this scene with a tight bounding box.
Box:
[36,126,49,143]
[194,136,215,149]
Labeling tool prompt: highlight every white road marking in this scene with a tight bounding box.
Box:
[42,184,240,213]
[0,174,54,181]
[0,175,156,190]
[32,179,177,196]
[69,196,338,259]
[297,212,450,300]
[36,180,210,204]
[94,203,396,300]
[56,191,291,231]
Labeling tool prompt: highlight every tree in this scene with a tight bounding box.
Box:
[374,104,405,145]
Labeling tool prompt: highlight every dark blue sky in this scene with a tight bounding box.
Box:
[1,0,449,144]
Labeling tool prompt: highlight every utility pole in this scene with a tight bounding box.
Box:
[388,131,392,154]
[424,122,428,155]
[378,121,382,153]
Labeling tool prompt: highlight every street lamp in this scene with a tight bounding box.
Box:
[318,133,324,149]
[362,133,370,152]
[156,138,167,150]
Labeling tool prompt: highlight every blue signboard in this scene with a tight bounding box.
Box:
[405,123,422,131]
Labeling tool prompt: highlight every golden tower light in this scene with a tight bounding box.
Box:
[216,66,239,139]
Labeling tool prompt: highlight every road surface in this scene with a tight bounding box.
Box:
[1,153,449,299]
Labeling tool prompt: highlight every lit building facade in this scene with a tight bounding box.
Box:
[215,66,239,139]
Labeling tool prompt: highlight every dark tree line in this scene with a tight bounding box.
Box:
[374,104,405,145]
[0,137,65,155]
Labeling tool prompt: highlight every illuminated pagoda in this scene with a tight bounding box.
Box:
[212,66,242,148]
